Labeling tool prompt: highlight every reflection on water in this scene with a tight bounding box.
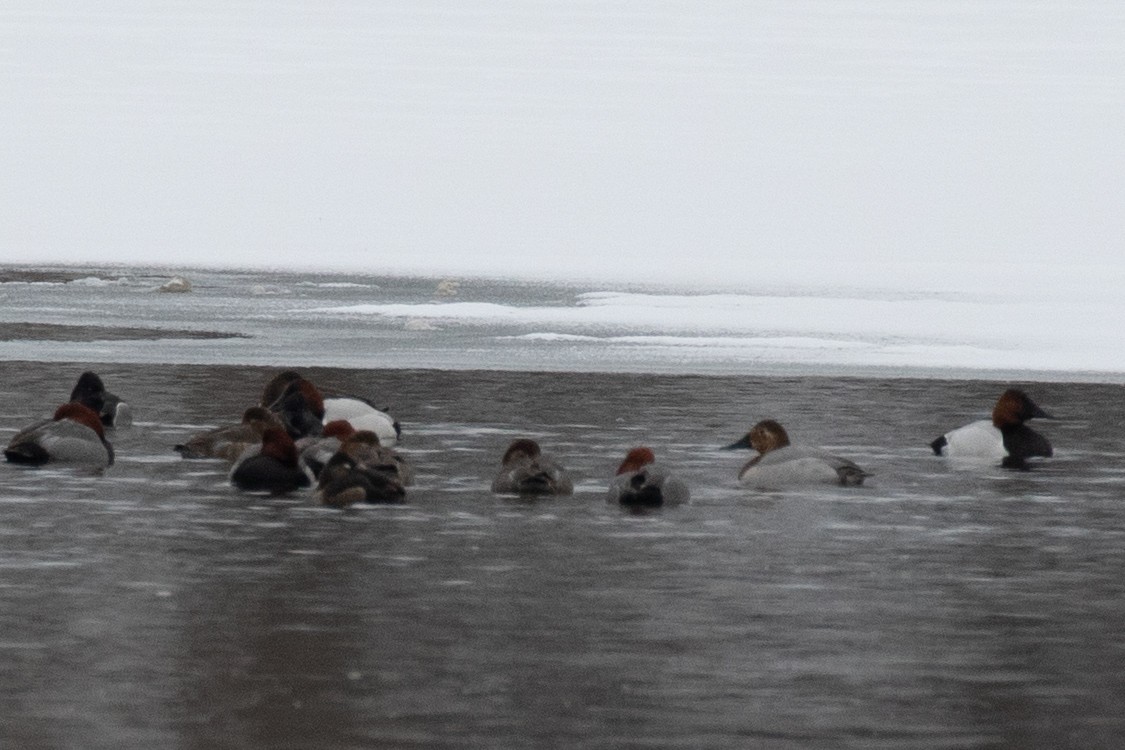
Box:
[1,362,1124,748]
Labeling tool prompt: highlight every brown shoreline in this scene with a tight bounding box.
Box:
[0,322,248,342]
[0,270,127,284]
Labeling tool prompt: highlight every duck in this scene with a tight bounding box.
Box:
[930,388,1053,469]
[69,371,132,427]
[175,406,281,461]
[4,402,114,467]
[725,420,868,488]
[296,419,357,479]
[261,371,400,445]
[491,438,573,496]
[321,394,400,447]
[229,426,311,494]
[335,430,415,488]
[606,447,689,508]
[316,450,407,507]
[263,374,325,439]
[260,370,305,409]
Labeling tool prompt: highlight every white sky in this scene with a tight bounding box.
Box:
[2,1,1123,287]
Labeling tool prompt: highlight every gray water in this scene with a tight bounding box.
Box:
[2,360,1123,749]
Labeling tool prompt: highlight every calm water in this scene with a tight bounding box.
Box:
[1,360,1123,749]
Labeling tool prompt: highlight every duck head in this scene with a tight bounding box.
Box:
[501,438,542,465]
[322,420,357,441]
[260,370,304,408]
[69,371,106,404]
[992,389,1053,428]
[269,377,325,438]
[724,420,791,455]
[259,427,300,467]
[617,446,656,475]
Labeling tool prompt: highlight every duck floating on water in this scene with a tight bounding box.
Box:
[230,427,311,494]
[491,438,573,496]
[175,406,281,461]
[606,447,689,508]
[261,371,400,445]
[316,453,407,507]
[930,388,1053,469]
[69,371,132,427]
[316,431,410,506]
[4,402,115,467]
[725,420,868,488]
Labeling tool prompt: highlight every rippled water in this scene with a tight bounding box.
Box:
[2,361,1123,748]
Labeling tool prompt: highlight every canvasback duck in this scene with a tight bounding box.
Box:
[175,406,281,461]
[725,420,868,488]
[606,447,689,508]
[265,376,326,439]
[491,438,574,496]
[69,371,132,427]
[261,371,400,445]
[321,395,400,447]
[260,370,304,409]
[930,388,1053,469]
[230,427,311,494]
[4,402,114,467]
[316,450,407,507]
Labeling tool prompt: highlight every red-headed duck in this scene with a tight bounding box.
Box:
[264,375,325,439]
[175,406,281,461]
[230,427,311,494]
[297,419,357,479]
[606,447,689,507]
[261,371,400,445]
[725,420,868,488]
[321,395,400,447]
[69,371,132,427]
[930,389,1053,469]
[491,438,574,496]
[4,402,114,467]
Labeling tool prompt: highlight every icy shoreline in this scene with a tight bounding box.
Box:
[1,263,1122,383]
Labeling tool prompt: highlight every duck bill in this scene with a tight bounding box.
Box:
[723,435,753,450]
[1029,402,1054,419]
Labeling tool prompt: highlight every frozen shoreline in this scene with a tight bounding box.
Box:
[1,262,1123,384]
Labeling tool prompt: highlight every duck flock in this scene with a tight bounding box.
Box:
[2,370,1055,508]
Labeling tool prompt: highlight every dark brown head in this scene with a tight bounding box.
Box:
[69,371,107,401]
[501,439,542,465]
[992,389,1052,428]
[260,370,304,408]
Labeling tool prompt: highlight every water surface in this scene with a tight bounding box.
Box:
[1,361,1122,748]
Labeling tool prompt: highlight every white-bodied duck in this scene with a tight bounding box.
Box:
[930,388,1053,469]
[726,420,868,488]
[5,402,114,467]
[261,371,400,446]
[606,447,689,508]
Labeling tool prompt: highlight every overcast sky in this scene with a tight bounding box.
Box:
[2,2,1122,286]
